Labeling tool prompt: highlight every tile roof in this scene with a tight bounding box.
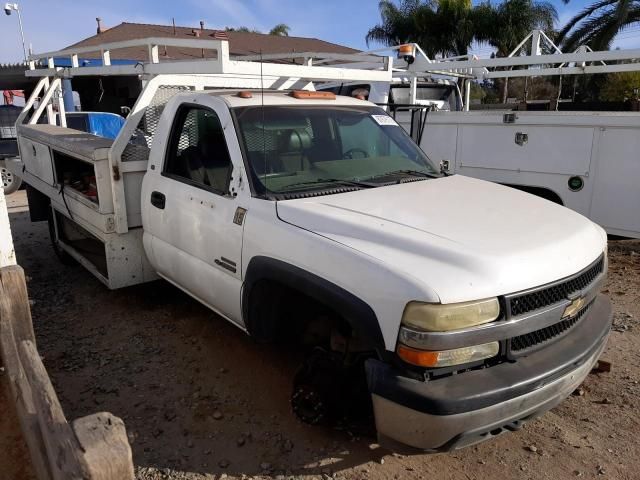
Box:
[65,22,358,61]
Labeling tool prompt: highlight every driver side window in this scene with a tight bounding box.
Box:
[164,105,232,195]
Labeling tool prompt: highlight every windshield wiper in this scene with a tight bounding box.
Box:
[279,178,377,191]
[364,169,437,183]
[385,169,436,178]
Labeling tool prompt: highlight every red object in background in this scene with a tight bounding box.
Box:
[2,90,25,105]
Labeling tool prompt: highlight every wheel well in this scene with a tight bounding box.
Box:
[246,279,353,348]
[242,257,385,354]
[502,184,564,205]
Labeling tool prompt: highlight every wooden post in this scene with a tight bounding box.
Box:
[19,342,135,480]
[0,267,53,480]
[0,187,16,268]
[0,188,134,480]
[19,340,90,479]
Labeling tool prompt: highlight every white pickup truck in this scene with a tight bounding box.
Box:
[8,38,612,451]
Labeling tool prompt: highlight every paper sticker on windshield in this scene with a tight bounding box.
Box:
[372,115,398,126]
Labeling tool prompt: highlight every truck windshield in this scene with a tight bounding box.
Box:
[233,105,438,196]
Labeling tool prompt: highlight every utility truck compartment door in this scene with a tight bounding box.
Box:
[456,123,593,175]
[18,136,55,185]
[421,112,594,175]
[590,127,640,235]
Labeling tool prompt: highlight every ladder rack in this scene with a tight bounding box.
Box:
[25,37,393,82]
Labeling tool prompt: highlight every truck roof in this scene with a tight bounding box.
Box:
[202,90,376,108]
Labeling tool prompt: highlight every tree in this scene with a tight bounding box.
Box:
[366,0,557,100]
[599,71,640,101]
[366,0,427,48]
[474,0,557,101]
[269,24,291,36]
[412,0,477,57]
[367,0,555,59]
[474,0,556,57]
[557,0,640,52]
[225,24,292,36]
[225,26,261,33]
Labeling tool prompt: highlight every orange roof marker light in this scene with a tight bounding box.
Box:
[290,90,336,100]
[236,91,253,99]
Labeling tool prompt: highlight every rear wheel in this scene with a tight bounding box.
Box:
[1,160,22,195]
[47,210,76,265]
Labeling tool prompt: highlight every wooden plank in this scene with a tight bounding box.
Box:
[72,413,134,480]
[0,267,52,480]
[19,340,89,479]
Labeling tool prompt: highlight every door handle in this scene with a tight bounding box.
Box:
[150,191,166,209]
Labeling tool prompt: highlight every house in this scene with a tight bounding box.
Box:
[66,19,358,61]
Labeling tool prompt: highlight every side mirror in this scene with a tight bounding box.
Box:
[440,159,450,174]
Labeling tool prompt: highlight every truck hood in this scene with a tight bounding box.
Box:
[276,175,606,303]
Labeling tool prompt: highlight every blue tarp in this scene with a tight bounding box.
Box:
[64,112,126,140]
[52,57,138,67]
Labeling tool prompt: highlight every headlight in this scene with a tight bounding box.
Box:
[397,342,499,367]
[401,298,500,332]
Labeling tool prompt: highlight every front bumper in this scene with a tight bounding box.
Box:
[366,294,612,452]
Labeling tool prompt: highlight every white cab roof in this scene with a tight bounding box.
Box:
[204,90,376,108]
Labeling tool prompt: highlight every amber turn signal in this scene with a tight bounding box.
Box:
[397,345,440,367]
[397,342,499,368]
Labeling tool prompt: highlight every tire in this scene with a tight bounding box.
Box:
[1,160,22,195]
[47,210,76,265]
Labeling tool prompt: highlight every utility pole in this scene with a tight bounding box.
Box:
[4,3,28,63]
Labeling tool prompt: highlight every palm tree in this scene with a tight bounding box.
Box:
[474,0,557,101]
[269,24,291,36]
[557,0,639,51]
[366,0,428,48]
[367,0,478,57]
[367,0,553,58]
[474,0,557,57]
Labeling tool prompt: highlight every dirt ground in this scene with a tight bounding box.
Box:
[2,189,639,480]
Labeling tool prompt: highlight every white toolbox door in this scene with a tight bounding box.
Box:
[457,124,594,175]
[590,127,640,236]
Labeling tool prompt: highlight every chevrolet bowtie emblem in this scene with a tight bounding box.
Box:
[563,296,586,319]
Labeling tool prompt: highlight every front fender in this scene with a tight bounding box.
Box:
[242,256,385,353]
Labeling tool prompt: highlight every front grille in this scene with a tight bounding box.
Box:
[509,256,604,317]
[510,301,592,354]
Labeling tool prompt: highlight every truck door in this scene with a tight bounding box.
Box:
[142,100,246,325]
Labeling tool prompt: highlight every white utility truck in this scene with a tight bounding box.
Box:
[7,38,612,451]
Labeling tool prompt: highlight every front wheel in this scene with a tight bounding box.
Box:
[291,348,374,431]
[1,160,22,195]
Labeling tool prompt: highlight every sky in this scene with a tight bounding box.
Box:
[1,0,640,64]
